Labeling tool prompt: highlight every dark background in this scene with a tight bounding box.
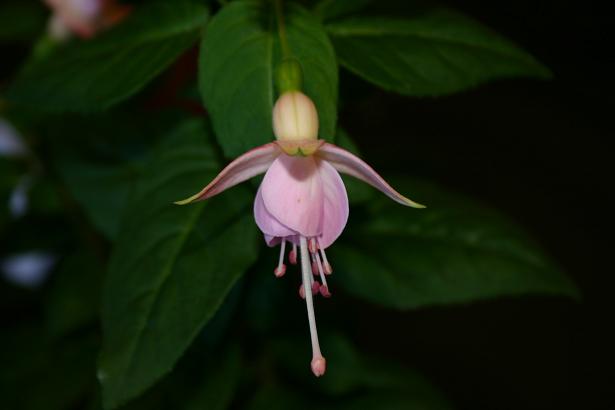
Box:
[1,1,613,409]
[338,1,612,409]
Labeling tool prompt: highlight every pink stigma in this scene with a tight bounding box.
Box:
[272,236,333,377]
[311,356,326,377]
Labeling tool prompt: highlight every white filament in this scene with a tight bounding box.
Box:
[314,251,328,288]
[277,239,286,271]
[300,236,322,359]
[317,238,332,274]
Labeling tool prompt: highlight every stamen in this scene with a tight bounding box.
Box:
[289,243,298,265]
[310,254,319,276]
[311,280,321,295]
[314,252,331,298]
[308,237,318,254]
[317,239,333,275]
[299,236,326,377]
[298,282,320,299]
[274,239,287,278]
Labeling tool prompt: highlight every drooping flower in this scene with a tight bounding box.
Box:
[44,0,131,40]
[177,91,424,377]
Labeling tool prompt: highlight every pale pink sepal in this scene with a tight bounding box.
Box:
[318,143,425,208]
[317,159,349,249]
[261,156,323,237]
[175,142,280,205]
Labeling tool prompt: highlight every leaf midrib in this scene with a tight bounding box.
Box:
[349,227,548,269]
[117,201,205,400]
[326,23,539,66]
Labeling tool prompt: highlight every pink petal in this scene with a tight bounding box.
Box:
[317,160,349,249]
[254,186,297,242]
[318,143,425,208]
[261,155,323,237]
[176,143,280,204]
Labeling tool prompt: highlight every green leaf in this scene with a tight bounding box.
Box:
[199,0,338,157]
[332,178,579,309]
[313,0,373,21]
[57,158,140,240]
[7,1,208,111]
[326,8,551,96]
[98,120,259,409]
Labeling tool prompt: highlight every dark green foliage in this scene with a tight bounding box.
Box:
[0,1,576,409]
[98,121,259,408]
[199,0,337,157]
[332,178,579,309]
[326,8,550,96]
[6,2,208,111]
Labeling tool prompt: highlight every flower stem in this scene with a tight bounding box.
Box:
[273,0,303,93]
[274,0,291,59]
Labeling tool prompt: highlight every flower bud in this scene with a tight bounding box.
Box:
[272,92,319,142]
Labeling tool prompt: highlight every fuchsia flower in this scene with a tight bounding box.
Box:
[177,91,424,377]
[44,0,131,40]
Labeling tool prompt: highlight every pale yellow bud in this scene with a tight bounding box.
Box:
[272,92,319,142]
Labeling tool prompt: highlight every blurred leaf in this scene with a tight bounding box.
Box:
[7,1,208,111]
[199,0,338,157]
[326,8,551,96]
[58,158,141,240]
[242,256,289,334]
[273,333,451,410]
[0,327,98,410]
[182,345,242,410]
[51,110,180,239]
[45,252,103,337]
[246,385,310,410]
[98,120,259,409]
[339,391,452,410]
[313,0,372,21]
[332,178,579,309]
[0,1,46,43]
[116,344,242,410]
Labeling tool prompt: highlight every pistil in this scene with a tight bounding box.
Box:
[299,236,326,376]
